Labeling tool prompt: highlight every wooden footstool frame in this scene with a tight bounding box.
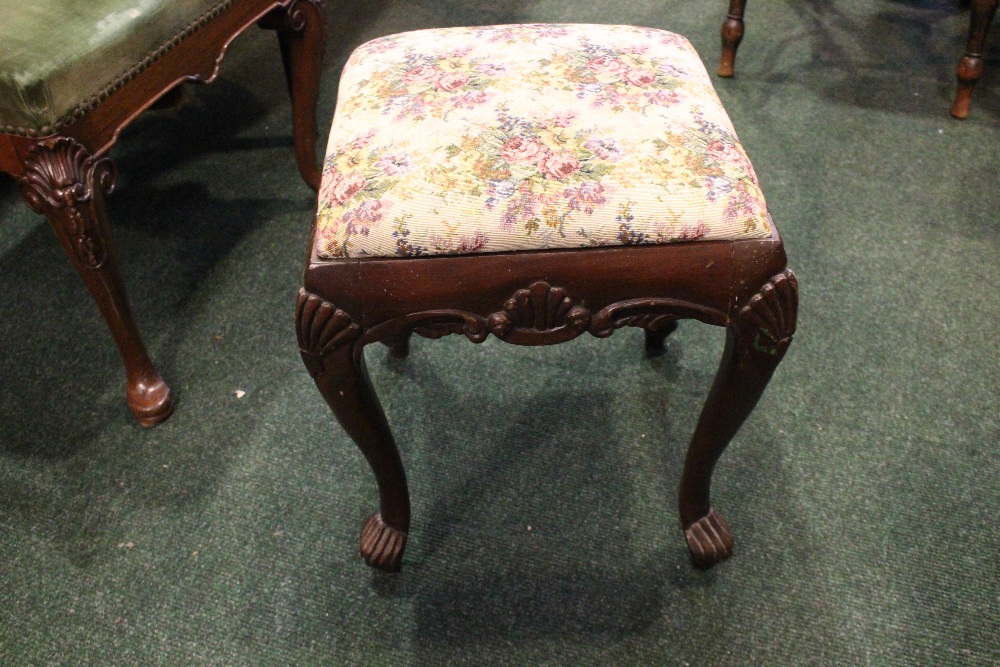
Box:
[297,227,797,572]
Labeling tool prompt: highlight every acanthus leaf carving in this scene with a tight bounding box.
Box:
[296,289,361,377]
[736,269,798,356]
[19,137,116,269]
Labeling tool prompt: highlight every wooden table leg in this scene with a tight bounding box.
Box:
[679,270,797,568]
[719,0,748,77]
[19,137,174,426]
[951,0,999,119]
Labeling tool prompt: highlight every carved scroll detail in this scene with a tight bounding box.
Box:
[20,138,116,269]
[486,281,590,344]
[295,289,361,377]
[286,0,324,31]
[259,0,324,33]
[736,269,798,356]
[405,310,489,343]
[590,298,727,338]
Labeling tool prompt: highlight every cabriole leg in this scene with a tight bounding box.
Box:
[19,137,173,426]
[679,270,797,568]
[951,0,999,119]
[260,0,326,190]
[296,290,410,571]
[719,0,748,77]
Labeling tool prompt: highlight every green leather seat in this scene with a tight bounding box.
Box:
[0,0,225,135]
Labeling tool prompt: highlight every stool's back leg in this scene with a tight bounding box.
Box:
[381,330,413,359]
[296,290,410,571]
[644,319,678,357]
[679,269,797,568]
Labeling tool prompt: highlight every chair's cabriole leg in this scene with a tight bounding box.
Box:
[260,0,326,190]
[679,269,797,568]
[719,0,748,77]
[296,289,410,572]
[19,137,174,426]
[951,0,999,119]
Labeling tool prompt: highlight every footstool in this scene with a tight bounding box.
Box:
[296,24,798,572]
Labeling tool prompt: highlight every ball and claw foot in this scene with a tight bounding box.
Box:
[684,508,734,569]
[360,513,408,572]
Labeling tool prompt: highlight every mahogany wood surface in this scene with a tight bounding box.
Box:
[951,0,1000,118]
[298,229,798,572]
[1,0,325,425]
[717,0,999,119]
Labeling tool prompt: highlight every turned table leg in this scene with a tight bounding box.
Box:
[951,0,999,119]
[296,290,411,571]
[719,0,748,77]
[679,270,797,568]
[19,137,174,426]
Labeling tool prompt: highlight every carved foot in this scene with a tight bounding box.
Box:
[684,508,733,568]
[360,513,408,572]
[129,376,175,427]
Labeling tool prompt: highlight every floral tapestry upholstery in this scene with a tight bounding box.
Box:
[314,24,772,259]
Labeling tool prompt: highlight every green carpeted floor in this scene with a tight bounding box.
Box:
[1,1,998,664]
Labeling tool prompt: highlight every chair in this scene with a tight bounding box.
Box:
[0,0,325,425]
[717,0,999,119]
[297,24,799,572]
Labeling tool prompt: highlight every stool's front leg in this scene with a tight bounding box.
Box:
[679,269,797,568]
[296,290,410,571]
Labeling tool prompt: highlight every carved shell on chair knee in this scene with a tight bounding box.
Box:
[19,138,116,269]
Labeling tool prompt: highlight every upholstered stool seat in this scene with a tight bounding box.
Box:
[298,24,798,573]
[316,24,771,259]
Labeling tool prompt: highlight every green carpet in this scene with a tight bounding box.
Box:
[1,1,998,664]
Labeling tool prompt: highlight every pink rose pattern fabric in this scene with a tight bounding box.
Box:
[316,24,771,259]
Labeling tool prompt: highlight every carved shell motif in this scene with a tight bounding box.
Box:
[295,289,361,376]
[486,281,590,344]
[737,269,798,356]
[20,138,116,269]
